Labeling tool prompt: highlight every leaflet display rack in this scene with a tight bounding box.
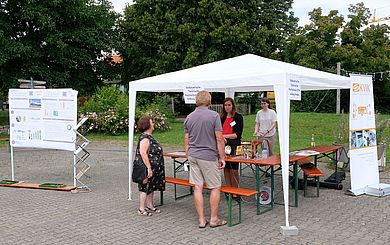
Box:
[73,117,91,191]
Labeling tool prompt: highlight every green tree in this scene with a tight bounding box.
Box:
[284,3,390,113]
[0,0,119,95]
[120,0,298,81]
[284,7,344,71]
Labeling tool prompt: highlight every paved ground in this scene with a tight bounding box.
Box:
[1,141,390,245]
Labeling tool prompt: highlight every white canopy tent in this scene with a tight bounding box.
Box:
[128,54,351,229]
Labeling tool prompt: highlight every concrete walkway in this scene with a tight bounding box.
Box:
[0,142,389,245]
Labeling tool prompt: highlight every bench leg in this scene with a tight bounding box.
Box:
[160,190,164,206]
[303,175,321,198]
[227,194,232,227]
[172,184,193,200]
[225,194,241,227]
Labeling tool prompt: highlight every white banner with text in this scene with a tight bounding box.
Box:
[349,74,379,194]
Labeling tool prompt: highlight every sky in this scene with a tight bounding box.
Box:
[110,0,390,26]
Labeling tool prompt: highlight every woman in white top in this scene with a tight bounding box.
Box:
[253,97,277,156]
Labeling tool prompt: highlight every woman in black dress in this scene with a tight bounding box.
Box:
[135,116,165,216]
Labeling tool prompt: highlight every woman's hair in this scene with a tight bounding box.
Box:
[261,97,271,109]
[137,115,152,133]
[196,90,211,107]
[221,97,236,119]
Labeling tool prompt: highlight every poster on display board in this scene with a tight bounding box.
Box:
[8,89,78,151]
[348,75,379,195]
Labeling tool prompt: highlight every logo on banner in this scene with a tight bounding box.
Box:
[352,83,371,93]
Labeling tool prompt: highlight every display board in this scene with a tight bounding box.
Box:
[9,89,78,151]
[349,75,379,195]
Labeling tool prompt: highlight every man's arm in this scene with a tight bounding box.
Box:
[215,131,226,168]
[184,133,189,155]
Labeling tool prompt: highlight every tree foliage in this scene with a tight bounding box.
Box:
[284,3,390,113]
[120,0,298,81]
[0,0,119,95]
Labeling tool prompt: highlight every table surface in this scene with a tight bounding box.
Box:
[163,145,343,166]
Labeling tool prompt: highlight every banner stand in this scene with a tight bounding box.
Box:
[348,75,390,197]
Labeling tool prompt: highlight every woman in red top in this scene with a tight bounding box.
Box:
[221,97,243,187]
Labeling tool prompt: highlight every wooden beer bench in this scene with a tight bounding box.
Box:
[298,158,324,197]
[165,176,258,227]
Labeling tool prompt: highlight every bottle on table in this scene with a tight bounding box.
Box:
[261,147,268,158]
[310,134,316,148]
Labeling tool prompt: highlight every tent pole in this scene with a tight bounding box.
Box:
[11,145,14,181]
[336,62,341,115]
[275,80,298,235]
[128,84,137,200]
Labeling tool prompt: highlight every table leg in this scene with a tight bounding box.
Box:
[256,165,260,215]
[173,158,177,199]
[294,162,298,207]
[271,166,275,208]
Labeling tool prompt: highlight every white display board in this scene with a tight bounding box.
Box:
[9,89,78,151]
[349,75,379,195]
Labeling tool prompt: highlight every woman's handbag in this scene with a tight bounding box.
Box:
[132,156,148,184]
[132,138,148,184]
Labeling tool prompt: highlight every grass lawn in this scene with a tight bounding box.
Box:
[87,112,390,160]
[3,112,390,160]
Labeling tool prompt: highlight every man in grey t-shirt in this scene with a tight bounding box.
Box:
[184,90,227,228]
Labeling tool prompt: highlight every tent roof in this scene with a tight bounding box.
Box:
[130,54,350,93]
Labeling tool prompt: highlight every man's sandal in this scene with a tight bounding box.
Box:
[146,207,161,213]
[138,209,152,216]
[210,219,227,228]
[198,221,208,229]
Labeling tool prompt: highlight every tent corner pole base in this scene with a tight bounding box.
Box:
[280,226,299,236]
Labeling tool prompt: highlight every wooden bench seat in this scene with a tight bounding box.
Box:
[165,176,194,187]
[301,166,324,177]
[221,186,258,197]
[0,137,10,141]
[165,176,258,226]
[301,165,324,197]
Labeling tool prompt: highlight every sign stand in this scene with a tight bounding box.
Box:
[73,117,91,191]
[348,75,390,196]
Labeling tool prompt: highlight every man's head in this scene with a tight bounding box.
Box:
[196,90,211,107]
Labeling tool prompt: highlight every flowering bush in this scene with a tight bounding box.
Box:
[80,109,129,135]
[80,88,172,134]
[139,110,171,131]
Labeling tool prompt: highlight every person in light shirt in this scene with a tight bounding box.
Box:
[184,90,227,228]
[253,97,277,156]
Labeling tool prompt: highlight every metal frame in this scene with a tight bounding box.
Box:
[73,119,91,191]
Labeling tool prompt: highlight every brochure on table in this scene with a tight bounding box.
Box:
[9,89,78,151]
